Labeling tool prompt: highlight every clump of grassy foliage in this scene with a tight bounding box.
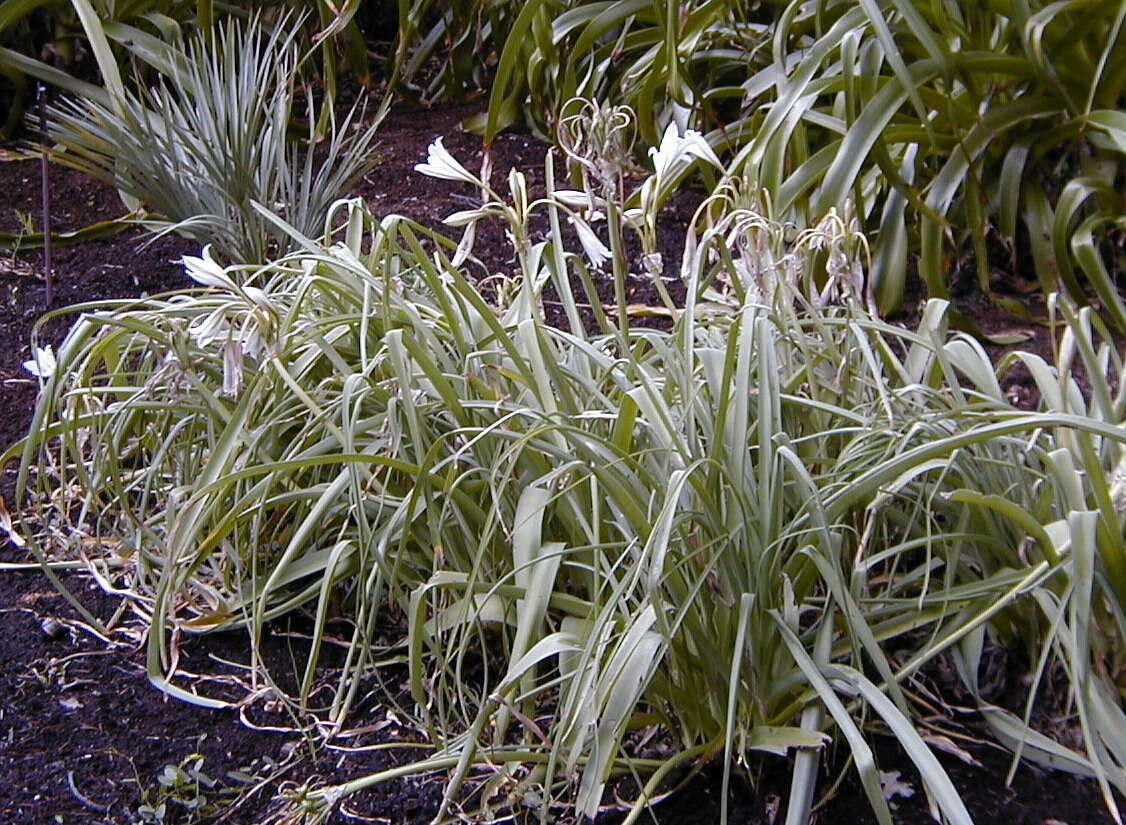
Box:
[9,120,1125,824]
[41,12,384,263]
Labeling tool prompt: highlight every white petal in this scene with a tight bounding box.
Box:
[622,207,645,227]
[649,122,681,178]
[241,285,272,310]
[22,345,56,378]
[189,309,230,347]
[648,123,721,180]
[443,208,490,227]
[451,220,477,268]
[221,338,244,397]
[681,129,722,169]
[414,137,479,185]
[571,218,611,269]
[552,189,595,210]
[182,245,237,291]
[241,326,264,359]
[879,770,915,801]
[1110,449,1126,512]
[508,168,528,207]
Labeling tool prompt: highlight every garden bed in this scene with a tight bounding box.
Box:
[0,102,1119,825]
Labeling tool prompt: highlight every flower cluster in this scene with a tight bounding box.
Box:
[182,246,278,396]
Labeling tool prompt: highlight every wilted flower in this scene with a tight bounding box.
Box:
[557,98,634,196]
[22,345,56,378]
[415,137,480,186]
[241,325,265,361]
[800,208,871,310]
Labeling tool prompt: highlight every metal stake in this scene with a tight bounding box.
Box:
[38,82,53,307]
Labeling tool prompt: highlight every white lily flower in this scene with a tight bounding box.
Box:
[22,345,56,378]
[182,245,238,292]
[649,122,722,180]
[570,217,612,270]
[189,308,231,348]
[415,137,480,186]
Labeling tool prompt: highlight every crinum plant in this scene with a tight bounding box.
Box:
[556,98,724,319]
[11,126,1126,825]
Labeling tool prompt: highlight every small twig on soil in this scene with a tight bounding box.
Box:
[38,83,53,307]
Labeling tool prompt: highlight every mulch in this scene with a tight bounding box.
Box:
[0,101,1118,824]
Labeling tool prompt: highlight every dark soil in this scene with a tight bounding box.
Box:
[1,102,1120,825]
